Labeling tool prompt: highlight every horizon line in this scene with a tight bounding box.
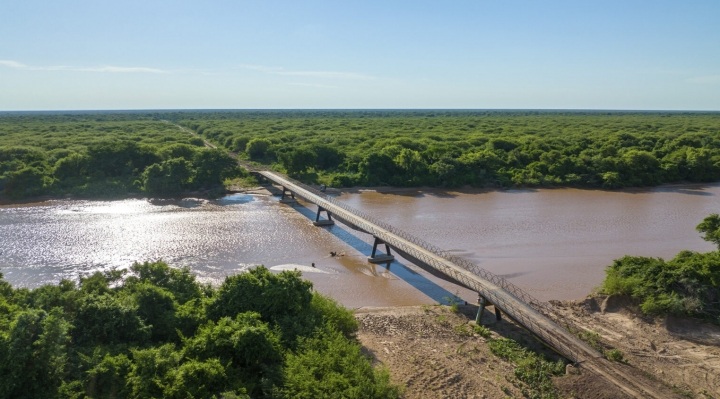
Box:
[1,107,719,114]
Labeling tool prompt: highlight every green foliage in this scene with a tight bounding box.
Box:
[141,158,193,196]
[0,261,393,398]
[126,344,183,398]
[127,260,203,304]
[0,114,244,199]
[309,292,359,337]
[170,110,720,189]
[696,213,720,250]
[84,352,132,398]
[576,330,602,352]
[4,110,720,197]
[278,147,317,175]
[281,326,401,399]
[0,308,72,399]
[488,338,565,399]
[473,324,492,338]
[130,282,178,342]
[245,138,273,161]
[186,312,282,369]
[3,166,53,198]
[73,293,151,345]
[601,216,720,322]
[604,349,625,362]
[208,266,314,343]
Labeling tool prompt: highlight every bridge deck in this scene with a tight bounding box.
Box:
[255,170,673,398]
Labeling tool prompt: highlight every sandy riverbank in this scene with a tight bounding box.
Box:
[355,298,720,399]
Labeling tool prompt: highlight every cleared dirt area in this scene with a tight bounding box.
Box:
[356,299,720,399]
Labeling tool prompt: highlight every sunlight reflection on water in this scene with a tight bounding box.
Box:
[0,195,439,307]
[4,183,719,305]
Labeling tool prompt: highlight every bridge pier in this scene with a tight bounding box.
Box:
[279,186,297,204]
[368,236,395,264]
[475,294,501,324]
[313,206,335,226]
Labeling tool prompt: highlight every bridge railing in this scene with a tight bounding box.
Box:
[258,171,591,363]
[264,172,553,312]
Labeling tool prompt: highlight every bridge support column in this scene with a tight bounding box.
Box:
[279,186,296,204]
[475,295,486,324]
[475,294,502,324]
[313,206,335,226]
[368,236,395,264]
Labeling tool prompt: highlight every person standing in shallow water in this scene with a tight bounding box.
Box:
[311,263,315,268]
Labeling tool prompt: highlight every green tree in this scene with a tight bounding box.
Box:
[87,140,159,178]
[358,153,399,186]
[618,150,661,186]
[84,352,132,398]
[245,138,272,161]
[0,309,72,399]
[314,144,345,170]
[183,312,283,394]
[126,344,182,398]
[53,152,91,181]
[282,327,400,399]
[3,166,52,198]
[393,148,428,185]
[192,148,240,188]
[73,293,150,345]
[131,282,178,342]
[164,359,232,399]
[141,158,193,196]
[697,213,720,249]
[279,147,316,175]
[127,261,203,305]
[208,267,314,342]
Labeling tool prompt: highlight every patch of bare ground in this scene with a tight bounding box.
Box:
[551,295,720,399]
[355,305,630,399]
[356,301,719,398]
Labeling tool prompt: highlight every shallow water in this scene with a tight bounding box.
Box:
[1,184,718,306]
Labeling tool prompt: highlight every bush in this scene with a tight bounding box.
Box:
[488,338,565,399]
[604,349,625,362]
[0,261,399,398]
[281,327,401,399]
[600,217,720,322]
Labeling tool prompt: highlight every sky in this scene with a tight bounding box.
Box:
[0,1,719,111]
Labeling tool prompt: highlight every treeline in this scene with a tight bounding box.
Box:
[0,262,400,398]
[169,110,720,188]
[0,114,244,199]
[601,214,720,324]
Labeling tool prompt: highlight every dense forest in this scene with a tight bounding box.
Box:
[0,261,399,398]
[0,113,244,200]
[169,110,720,189]
[3,110,720,200]
[602,214,720,324]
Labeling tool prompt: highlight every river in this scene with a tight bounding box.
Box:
[1,184,718,307]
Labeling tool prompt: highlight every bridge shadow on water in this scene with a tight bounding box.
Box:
[288,201,462,305]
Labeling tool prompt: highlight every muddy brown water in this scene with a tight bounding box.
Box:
[1,184,718,307]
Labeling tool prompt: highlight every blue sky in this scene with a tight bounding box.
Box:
[1,1,718,110]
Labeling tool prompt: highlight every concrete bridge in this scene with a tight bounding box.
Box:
[247,168,673,398]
